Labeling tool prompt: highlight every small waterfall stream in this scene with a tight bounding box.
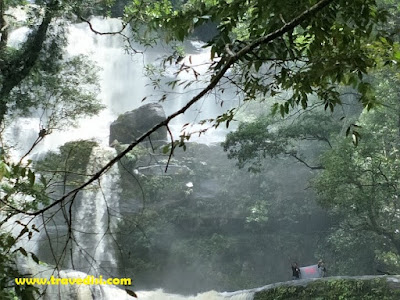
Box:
[73,146,121,276]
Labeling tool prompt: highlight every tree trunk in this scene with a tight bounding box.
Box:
[0,1,56,125]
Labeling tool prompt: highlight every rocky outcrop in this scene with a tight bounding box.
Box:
[227,276,400,300]
[109,103,167,145]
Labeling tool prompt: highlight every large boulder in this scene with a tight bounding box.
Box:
[109,103,167,145]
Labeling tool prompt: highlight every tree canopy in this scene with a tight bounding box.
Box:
[223,56,400,279]
[126,0,395,117]
[313,68,400,274]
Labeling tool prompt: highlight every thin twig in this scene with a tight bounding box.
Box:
[165,125,174,173]
[79,15,134,35]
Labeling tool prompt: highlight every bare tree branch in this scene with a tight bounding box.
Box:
[79,16,143,55]
[165,125,174,173]
[79,15,134,36]
[289,153,324,170]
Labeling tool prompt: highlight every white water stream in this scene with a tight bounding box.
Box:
[73,146,121,276]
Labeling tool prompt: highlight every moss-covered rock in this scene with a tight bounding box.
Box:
[253,276,400,300]
[35,139,98,187]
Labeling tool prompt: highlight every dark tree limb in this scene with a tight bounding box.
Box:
[79,16,143,54]
[165,125,175,173]
[79,15,134,36]
[23,0,336,216]
[289,153,325,170]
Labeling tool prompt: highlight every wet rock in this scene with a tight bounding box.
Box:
[109,103,167,145]
[248,275,400,300]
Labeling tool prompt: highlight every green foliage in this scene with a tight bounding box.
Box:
[224,66,400,276]
[116,142,329,292]
[0,158,49,212]
[6,35,103,129]
[315,228,379,276]
[311,66,400,272]
[222,109,341,172]
[71,0,116,18]
[125,0,391,119]
[0,140,98,299]
[35,140,98,189]
[0,232,39,300]
[0,1,105,128]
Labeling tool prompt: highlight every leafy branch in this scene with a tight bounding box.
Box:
[17,0,335,217]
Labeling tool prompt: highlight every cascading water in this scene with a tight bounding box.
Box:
[5,12,248,300]
[73,146,121,276]
[6,16,236,159]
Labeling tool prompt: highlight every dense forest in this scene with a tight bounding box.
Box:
[0,0,400,299]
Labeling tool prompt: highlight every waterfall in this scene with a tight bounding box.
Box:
[73,146,121,276]
[4,13,245,300]
[5,16,237,160]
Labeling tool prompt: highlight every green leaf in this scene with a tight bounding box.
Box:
[271,103,279,115]
[39,175,47,186]
[125,289,137,298]
[6,236,15,248]
[30,252,40,264]
[18,247,28,257]
[280,105,285,117]
[17,227,28,239]
[28,170,35,186]
[211,46,216,60]
[162,145,170,154]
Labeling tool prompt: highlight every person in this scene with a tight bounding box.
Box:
[318,259,327,277]
[291,262,301,280]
